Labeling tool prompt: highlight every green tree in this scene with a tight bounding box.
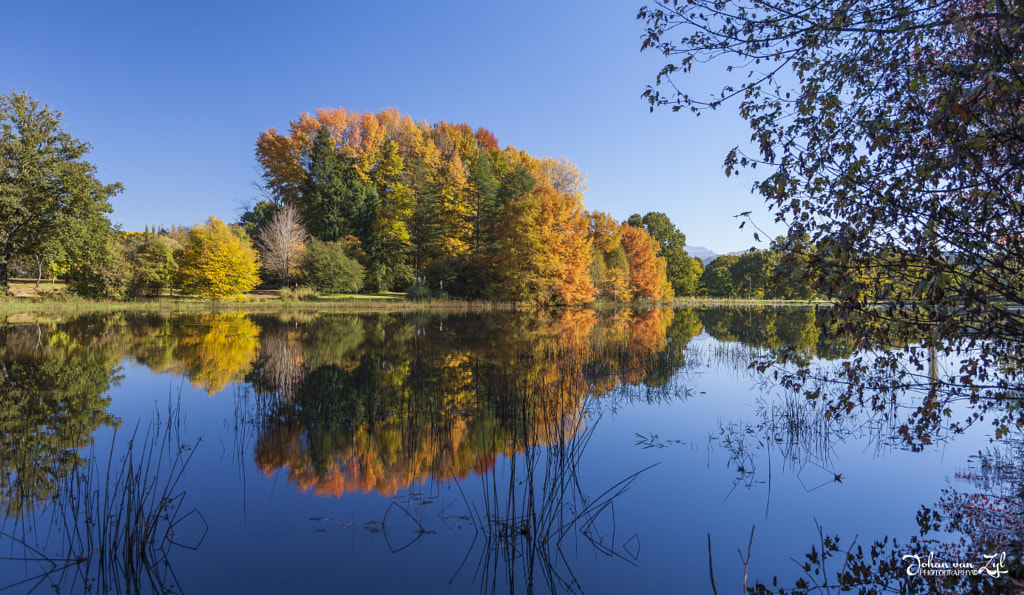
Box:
[126,234,178,297]
[700,254,739,298]
[680,256,704,296]
[467,149,499,254]
[239,199,280,240]
[300,126,375,244]
[767,235,816,300]
[67,231,132,300]
[366,139,414,292]
[0,92,122,292]
[639,0,1024,439]
[176,217,261,300]
[731,250,771,299]
[408,154,444,283]
[491,190,547,302]
[0,321,122,515]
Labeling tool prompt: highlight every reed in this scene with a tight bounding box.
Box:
[0,399,205,593]
[455,383,655,593]
[672,297,826,308]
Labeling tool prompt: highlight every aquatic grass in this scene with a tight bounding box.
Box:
[0,399,205,594]
[672,297,826,308]
[450,359,656,593]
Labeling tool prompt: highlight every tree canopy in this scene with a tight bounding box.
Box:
[255,107,670,304]
[0,92,122,292]
[639,0,1024,440]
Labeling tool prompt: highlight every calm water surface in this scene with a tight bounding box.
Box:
[0,308,1009,593]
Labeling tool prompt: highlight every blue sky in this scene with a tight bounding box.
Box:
[3,0,783,254]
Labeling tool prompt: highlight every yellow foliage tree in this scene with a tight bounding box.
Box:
[176,216,261,300]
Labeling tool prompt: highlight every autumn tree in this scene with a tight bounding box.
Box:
[425,122,472,258]
[534,156,588,197]
[620,223,668,302]
[255,107,636,302]
[170,313,262,394]
[588,211,631,302]
[603,247,633,302]
[258,205,308,287]
[176,217,261,300]
[639,0,1024,439]
[536,184,594,304]
[628,212,700,296]
[365,138,414,291]
[0,92,122,292]
[491,189,547,302]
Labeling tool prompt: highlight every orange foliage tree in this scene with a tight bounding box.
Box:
[620,223,670,302]
[536,184,594,305]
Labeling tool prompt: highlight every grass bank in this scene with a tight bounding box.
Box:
[0,281,514,315]
[2,280,831,316]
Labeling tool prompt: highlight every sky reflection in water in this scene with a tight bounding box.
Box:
[0,307,1012,593]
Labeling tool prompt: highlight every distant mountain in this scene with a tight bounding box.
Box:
[685,245,720,265]
[686,245,751,264]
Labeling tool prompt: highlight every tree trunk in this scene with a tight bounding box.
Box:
[0,256,8,293]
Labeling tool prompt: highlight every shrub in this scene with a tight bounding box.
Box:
[302,239,364,294]
[405,284,448,301]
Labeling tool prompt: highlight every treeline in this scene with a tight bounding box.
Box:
[694,236,931,301]
[698,241,817,300]
[249,107,674,304]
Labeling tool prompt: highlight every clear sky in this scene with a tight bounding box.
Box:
[2,0,783,254]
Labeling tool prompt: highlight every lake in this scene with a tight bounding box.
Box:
[0,307,1017,593]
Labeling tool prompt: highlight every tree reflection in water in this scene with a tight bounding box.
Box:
[244,308,691,499]
[688,362,1024,593]
[7,306,1010,592]
[0,318,123,516]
